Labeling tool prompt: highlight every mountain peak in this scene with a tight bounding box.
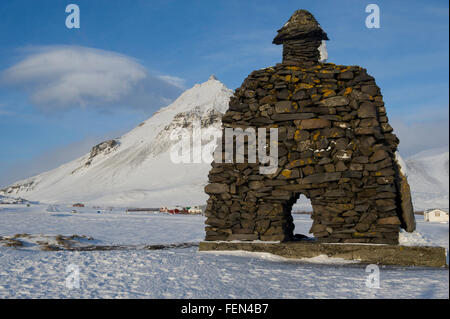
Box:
[0,76,235,206]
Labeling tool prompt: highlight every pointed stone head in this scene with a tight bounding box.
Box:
[273,10,329,65]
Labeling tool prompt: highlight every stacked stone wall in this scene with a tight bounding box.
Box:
[204,62,414,244]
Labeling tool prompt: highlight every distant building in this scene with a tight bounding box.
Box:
[73,203,84,207]
[188,206,203,214]
[424,209,449,223]
[160,206,202,214]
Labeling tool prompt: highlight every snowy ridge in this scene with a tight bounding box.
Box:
[401,148,449,210]
[0,195,34,205]
[0,76,233,207]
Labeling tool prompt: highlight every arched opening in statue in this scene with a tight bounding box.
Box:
[291,194,314,240]
[280,193,314,241]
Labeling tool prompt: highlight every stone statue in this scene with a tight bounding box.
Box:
[204,9,415,245]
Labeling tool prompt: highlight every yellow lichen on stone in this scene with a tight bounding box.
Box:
[323,89,335,97]
[331,131,340,137]
[290,159,304,167]
[281,169,292,178]
[285,75,292,82]
[287,66,300,71]
[294,129,301,140]
[313,132,320,141]
[353,232,377,238]
[344,87,352,95]
[297,83,314,90]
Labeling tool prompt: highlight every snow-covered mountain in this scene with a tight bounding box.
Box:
[400,148,449,210]
[0,75,233,207]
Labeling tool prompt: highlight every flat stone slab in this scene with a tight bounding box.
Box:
[199,241,448,268]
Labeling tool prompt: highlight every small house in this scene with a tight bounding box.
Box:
[188,206,203,214]
[73,203,85,207]
[424,208,449,223]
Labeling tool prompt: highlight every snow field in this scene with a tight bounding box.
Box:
[0,204,448,298]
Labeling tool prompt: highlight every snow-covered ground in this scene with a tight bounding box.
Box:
[0,204,448,298]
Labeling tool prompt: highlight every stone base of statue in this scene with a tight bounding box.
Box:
[199,241,447,268]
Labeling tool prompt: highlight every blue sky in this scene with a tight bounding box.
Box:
[0,0,448,187]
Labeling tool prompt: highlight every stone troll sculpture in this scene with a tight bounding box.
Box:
[203,9,415,245]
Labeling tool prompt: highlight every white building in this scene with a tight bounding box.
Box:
[188,205,203,214]
[424,209,449,223]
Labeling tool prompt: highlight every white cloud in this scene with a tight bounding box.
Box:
[1,46,183,112]
[158,75,186,89]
